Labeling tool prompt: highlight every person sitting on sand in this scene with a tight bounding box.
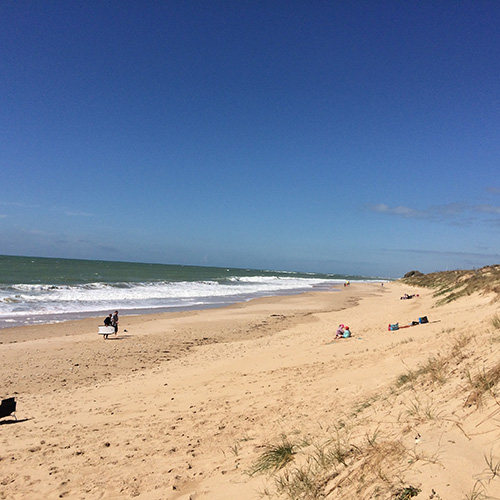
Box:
[335,324,345,339]
[342,326,352,338]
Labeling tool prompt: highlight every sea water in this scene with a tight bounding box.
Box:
[0,255,380,329]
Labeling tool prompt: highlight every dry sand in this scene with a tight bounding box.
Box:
[1,282,500,499]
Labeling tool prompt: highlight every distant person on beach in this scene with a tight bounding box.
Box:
[342,326,351,338]
[112,311,119,336]
[335,324,345,339]
[104,314,112,327]
[102,314,113,339]
[400,293,418,300]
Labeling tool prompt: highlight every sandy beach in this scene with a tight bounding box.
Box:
[1,281,500,499]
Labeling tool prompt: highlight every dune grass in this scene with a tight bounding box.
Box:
[491,314,500,330]
[464,362,500,408]
[401,265,500,304]
[394,485,421,499]
[249,435,298,476]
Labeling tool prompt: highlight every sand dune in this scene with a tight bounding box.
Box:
[1,281,500,499]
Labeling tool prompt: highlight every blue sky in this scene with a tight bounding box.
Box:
[1,1,499,278]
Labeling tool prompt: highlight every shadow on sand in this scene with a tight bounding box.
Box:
[0,418,31,426]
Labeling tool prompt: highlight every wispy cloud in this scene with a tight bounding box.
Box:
[487,187,500,194]
[0,201,40,209]
[368,201,500,225]
[473,204,500,214]
[430,203,468,216]
[381,247,500,260]
[368,204,426,218]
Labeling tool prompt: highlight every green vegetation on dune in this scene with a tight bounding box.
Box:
[400,265,500,304]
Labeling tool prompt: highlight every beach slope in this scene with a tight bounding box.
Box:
[1,280,500,499]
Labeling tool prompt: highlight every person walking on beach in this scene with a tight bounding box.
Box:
[104,314,112,327]
[102,313,113,339]
[112,311,119,336]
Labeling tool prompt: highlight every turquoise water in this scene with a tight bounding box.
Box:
[0,255,359,285]
[0,255,381,328]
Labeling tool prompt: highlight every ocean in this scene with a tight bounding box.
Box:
[0,255,382,329]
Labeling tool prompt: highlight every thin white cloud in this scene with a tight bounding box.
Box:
[368,204,425,218]
[487,187,500,194]
[369,202,500,223]
[382,247,500,260]
[0,201,40,209]
[429,203,467,216]
[473,204,500,214]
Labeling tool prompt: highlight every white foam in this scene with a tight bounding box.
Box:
[0,276,344,321]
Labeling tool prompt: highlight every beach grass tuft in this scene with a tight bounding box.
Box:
[395,355,448,390]
[396,369,419,389]
[405,394,442,422]
[491,314,500,330]
[483,450,500,481]
[463,480,487,500]
[274,465,326,500]
[465,362,500,407]
[450,333,472,362]
[249,435,298,475]
[393,485,421,499]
